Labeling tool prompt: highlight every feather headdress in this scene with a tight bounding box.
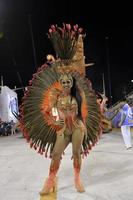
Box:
[47,23,93,75]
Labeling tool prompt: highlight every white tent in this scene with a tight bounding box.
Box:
[0,86,19,122]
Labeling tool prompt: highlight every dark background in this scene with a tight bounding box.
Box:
[0,0,133,105]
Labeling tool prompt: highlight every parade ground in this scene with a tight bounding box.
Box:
[0,129,133,200]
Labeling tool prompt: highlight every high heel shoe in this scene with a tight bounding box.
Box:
[74,177,85,193]
[39,177,56,195]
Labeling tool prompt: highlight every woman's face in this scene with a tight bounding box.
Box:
[129,103,133,108]
[59,74,73,91]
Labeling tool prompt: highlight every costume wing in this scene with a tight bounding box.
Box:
[72,72,102,155]
[20,65,63,157]
[20,66,101,157]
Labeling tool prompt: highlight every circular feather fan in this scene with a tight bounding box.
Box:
[20,64,102,157]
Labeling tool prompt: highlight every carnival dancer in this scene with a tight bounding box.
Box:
[20,23,102,195]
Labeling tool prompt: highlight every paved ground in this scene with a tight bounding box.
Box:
[0,129,133,200]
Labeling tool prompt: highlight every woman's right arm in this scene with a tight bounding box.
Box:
[44,89,64,128]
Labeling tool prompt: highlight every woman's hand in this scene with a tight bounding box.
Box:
[117,112,126,127]
[54,119,65,128]
[118,122,122,128]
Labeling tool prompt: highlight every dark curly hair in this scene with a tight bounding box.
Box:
[126,97,133,106]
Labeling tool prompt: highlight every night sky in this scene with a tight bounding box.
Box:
[0,0,133,105]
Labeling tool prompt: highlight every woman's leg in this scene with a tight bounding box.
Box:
[40,133,70,195]
[72,127,85,192]
[121,125,132,149]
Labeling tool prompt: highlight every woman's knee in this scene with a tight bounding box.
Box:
[52,151,62,160]
[73,151,81,159]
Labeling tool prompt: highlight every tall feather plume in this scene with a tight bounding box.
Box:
[47,23,83,60]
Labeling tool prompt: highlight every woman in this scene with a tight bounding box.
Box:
[20,23,101,195]
[39,72,88,194]
[96,92,112,133]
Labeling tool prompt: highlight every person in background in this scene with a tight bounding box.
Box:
[118,97,133,149]
[96,92,112,133]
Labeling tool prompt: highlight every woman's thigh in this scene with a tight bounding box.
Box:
[72,128,84,155]
[52,133,70,159]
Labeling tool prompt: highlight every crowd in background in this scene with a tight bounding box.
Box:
[0,119,20,136]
